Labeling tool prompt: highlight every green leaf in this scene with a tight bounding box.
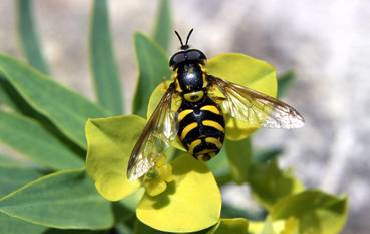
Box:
[206,218,249,234]
[134,220,168,234]
[252,147,283,164]
[207,147,230,182]
[0,111,83,169]
[277,71,296,98]
[43,229,108,234]
[206,53,277,140]
[152,0,172,52]
[221,204,266,221]
[136,154,221,233]
[249,160,304,210]
[0,213,46,234]
[0,154,25,167]
[116,222,134,234]
[0,78,18,109]
[16,0,49,74]
[85,115,142,201]
[0,76,45,117]
[0,169,114,229]
[0,164,43,197]
[0,76,37,113]
[119,189,145,212]
[132,33,171,117]
[270,190,348,234]
[0,76,85,158]
[225,138,252,184]
[0,54,109,147]
[90,0,123,114]
[111,201,135,225]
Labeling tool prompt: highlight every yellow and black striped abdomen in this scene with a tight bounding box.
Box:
[177,96,225,161]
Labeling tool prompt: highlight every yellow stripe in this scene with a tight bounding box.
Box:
[200,64,207,73]
[200,105,220,115]
[195,149,217,160]
[183,91,204,102]
[178,109,193,121]
[201,65,208,88]
[175,78,182,92]
[188,139,201,153]
[196,149,215,155]
[202,73,207,88]
[202,120,224,132]
[205,137,222,149]
[181,122,198,140]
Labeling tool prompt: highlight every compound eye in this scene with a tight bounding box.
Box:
[186,50,207,62]
[169,53,185,67]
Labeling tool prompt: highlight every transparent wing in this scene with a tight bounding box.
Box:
[208,75,305,129]
[127,83,178,180]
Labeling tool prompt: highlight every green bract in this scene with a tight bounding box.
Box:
[137,154,221,232]
[249,191,347,234]
[270,190,348,234]
[85,116,221,232]
[249,160,305,210]
[85,115,142,201]
[206,218,249,234]
[224,138,252,183]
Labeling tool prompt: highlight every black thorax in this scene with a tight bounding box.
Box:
[176,63,204,93]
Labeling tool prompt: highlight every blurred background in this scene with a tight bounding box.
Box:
[0,0,369,233]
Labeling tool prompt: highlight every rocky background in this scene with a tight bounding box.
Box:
[0,0,369,233]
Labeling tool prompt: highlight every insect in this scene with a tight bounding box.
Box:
[127,29,305,180]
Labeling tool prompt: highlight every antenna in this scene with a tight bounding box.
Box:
[174,30,184,48]
[174,29,194,50]
[185,28,194,47]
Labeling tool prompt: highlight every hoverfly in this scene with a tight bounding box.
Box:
[127,29,304,180]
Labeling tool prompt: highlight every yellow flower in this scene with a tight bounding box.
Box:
[141,155,173,196]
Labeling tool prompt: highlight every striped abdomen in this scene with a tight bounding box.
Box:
[177,96,225,161]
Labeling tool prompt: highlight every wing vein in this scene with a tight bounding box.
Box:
[207,75,305,129]
[127,83,178,180]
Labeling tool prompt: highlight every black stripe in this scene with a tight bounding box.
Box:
[177,96,225,152]
[181,125,225,148]
[192,139,220,155]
